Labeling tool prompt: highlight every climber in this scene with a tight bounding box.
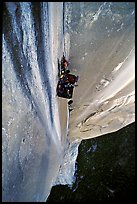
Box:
[57,55,79,99]
[61,55,69,70]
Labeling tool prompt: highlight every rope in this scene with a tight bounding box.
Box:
[63,2,66,57]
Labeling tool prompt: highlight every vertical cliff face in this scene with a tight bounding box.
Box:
[2,2,66,202]
[2,2,135,202]
[64,2,135,141]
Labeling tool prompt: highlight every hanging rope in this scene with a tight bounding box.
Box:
[63,2,66,57]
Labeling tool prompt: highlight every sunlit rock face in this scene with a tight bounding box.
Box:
[2,2,135,202]
[64,2,135,141]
